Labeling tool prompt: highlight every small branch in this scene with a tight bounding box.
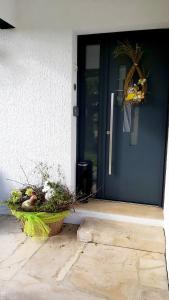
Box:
[77,185,103,203]
[20,165,30,185]
[6,178,27,186]
[6,178,35,189]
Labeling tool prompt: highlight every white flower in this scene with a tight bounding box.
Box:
[43,181,54,201]
[45,189,54,201]
[42,181,50,193]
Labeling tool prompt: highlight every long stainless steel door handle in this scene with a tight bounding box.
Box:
[108,93,114,175]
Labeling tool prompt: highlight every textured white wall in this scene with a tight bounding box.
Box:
[0,29,76,206]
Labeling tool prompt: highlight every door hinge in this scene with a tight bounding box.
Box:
[73,106,79,117]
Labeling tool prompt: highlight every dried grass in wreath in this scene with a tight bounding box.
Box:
[114,41,147,104]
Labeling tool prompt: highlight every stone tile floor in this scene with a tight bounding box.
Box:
[0,216,169,300]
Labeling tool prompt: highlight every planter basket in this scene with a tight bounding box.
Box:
[12,210,69,239]
[48,219,64,236]
[21,218,64,237]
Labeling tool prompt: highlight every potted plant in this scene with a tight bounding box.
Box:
[2,163,76,239]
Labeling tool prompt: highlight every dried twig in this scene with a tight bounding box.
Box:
[6,178,35,188]
[6,178,28,186]
[20,165,30,185]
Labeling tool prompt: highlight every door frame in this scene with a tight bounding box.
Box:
[76,29,169,208]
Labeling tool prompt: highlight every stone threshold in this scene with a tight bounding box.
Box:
[65,199,164,227]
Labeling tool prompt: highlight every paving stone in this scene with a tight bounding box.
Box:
[0,278,105,300]
[68,243,168,300]
[138,251,168,289]
[0,237,44,280]
[136,287,169,300]
[13,225,84,281]
[0,233,26,263]
[139,267,168,290]
[0,216,168,300]
[77,217,165,253]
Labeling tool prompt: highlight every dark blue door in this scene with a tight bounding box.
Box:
[77,30,169,206]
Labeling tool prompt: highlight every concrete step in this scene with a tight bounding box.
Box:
[77,217,165,253]
[65,200,164,227]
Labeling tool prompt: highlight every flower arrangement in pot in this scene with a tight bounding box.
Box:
[3,163,76,239]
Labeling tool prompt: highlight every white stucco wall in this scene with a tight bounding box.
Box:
[0,29,75,200]
[1,1,169,270]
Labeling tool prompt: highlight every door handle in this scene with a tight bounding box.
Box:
[108,93,114,175]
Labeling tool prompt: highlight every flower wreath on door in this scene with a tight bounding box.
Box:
[114,41,148,144]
